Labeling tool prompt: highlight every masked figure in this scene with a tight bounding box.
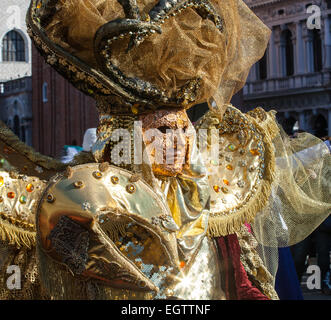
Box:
[0,0,330,300]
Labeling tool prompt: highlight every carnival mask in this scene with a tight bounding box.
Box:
[140,109,191,176]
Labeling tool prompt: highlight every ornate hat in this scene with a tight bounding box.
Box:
[26,0,270,116]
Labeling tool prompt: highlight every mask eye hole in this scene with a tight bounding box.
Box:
[157,126,171,134]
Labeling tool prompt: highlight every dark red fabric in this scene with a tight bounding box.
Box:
[216,234,269,300]
[216,236,232,299]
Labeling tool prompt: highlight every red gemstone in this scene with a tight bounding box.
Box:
[7,192,15,199]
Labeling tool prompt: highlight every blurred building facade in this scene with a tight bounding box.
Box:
[0,1,98,158]
[31,45,98,158]
[244,0,331,137]
[0,0,33,145]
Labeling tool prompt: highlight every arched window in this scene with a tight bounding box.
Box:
[13,115,20,137]
[313,114,328,138]
[257,50,268,80]
[2,30,26,62]
[312,29,322,72]
[281,30,294,76]
[284,30,294,76]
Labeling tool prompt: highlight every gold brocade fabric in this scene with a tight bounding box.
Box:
[0,243,48,300]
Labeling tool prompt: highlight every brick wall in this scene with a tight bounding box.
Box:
[31,44,98,159]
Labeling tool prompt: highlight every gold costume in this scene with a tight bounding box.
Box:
[0,0,330,300]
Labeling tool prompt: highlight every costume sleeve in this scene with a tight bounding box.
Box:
[195,105,331,247]
[195,105,278,237]
[0,121,64,248]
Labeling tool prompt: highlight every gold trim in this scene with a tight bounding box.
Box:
[0,218,36,249]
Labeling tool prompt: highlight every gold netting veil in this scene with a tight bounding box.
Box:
[42,0,271,116]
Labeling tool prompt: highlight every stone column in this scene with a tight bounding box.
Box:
[299,111,306,131]
[268,28,277,78]
[305,31,314,73]
[324,15,331,69]
[279,37,287,77]
[273,27,281,78]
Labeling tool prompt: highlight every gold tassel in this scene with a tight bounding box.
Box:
[0,219,36,249]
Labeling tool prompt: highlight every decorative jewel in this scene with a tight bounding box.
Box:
[221,187,229,194]
[235,192,243,200]
[74,181,84,189]
[225,155,233,162]
[131,104,139,115]
[46,194,55,203]
[98,214,105,224]
[35,166,43,173]
[250,149,260,156]
[37,2,42,9]
[7,192,15,199]
[111,176,119,184]
[238,160,247,167]
[93,171,103,179]
[0,196,3,203]
[0,176,4,187]
[226,164,233,170]
[126,184,136,194]
[210,159,218,166]
[179,261,186,269]
[151,216,161,225]
[19,212,29,221]
[82,201,91,211]
[135,260,143,268]
[19,195,27,204]
[237,180,245,188]
[248,166,255,172]
[239,148,245,155]
[223,179,230,186]
[99,162,110,172]
[26,184,34,192]
[0,158,4,167]
[237,131,246,145]
[213,185,220,193]
[4,182,10,188]
[3,207,10,214]
[227,144,236,152]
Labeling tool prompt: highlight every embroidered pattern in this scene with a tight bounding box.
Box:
[48,216,89,275]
